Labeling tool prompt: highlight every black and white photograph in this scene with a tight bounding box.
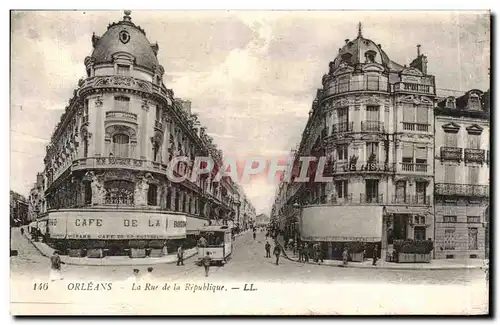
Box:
[9,9,490,315]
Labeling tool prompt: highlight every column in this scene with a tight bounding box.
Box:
[381,214,388,262]
[140,100,149,160]
[94,96,103,156]
[170,186,177,211]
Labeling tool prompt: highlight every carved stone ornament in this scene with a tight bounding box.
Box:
[363,95,381,105]
[134,177,149,206]
[333,98,351,108]
[142,99,149,111]
[93,76,152,92]
[95,96,103,107]
[87,171,106,205]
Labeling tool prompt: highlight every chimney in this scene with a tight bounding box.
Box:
[345,39,349,44]
[417,44,421,57]
[409,45,428,74]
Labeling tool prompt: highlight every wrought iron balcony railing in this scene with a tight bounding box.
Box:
[435,183,489,197]
[332,122,354,133]
[464,148,485,163]
[361,120,384,132]
[391,195,431,205]
[440,147,463,162]
[360,193,384,204]
[400,162,428,173]
[322,80,390,97]
[394,82,434,94]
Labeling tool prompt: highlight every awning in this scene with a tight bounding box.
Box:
[187,229,200,235]
[300,205,383,242]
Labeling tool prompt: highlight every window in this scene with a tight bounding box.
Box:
[338,76,350,93]
[446,98,455,109]
[403,105,414,123]
[395,181,406,203]
[468,134,481,149]
[337,144,348,161]
[335,180,348,199]
[147,184,158,206]
[366,142,378,162]
[337,107,348,124]
[156,106,161,121]
[414,226,426,241]
[445,132,458,147]
[415,146,427,165]
[467,216,480,223]
[112,133,130,157]
[84,99,89,116]
[366,75,379,90]
[83,137,89,158]
[416,105,427,124]
[416,181,427,203]
[468,228,478,250]
[365,51,377,63]
[365,179,379,202]
[468,95,481,110]
[443,215,457,223]
[114,96,130,111]
[117,64,130,76]
[402,144,414,163]
[152,142,160,162]
[366,105,379,121]
[86,69,91,78]
[341,53,352,64]
[84,183,92,205]
[444,165,456,183]
[468,166,479,185]
[444,228,455,250]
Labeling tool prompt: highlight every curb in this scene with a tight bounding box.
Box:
[276,240,486,271]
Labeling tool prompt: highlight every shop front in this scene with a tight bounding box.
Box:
[43,209,188,256]
[299,205,383,260]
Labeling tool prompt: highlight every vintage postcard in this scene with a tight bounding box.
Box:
[10,10,490,315]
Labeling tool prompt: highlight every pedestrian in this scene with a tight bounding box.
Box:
[177,245,184,266]
[202,252,212,277]
[265,241,271,258]
[253,231,256,240]
[303,244,309,263]
[318,245,324,264]
[20,227,24,236]
[298,244,303,262]
[198,236,207,247]
[273,243,281,265]
[49,251,63,281]
[372,244,378,266]
[342,247,349,266]
[293,242,298,256]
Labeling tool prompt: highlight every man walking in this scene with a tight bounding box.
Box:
[273,243,281,265]
[202,252,212,277]
[372,244,379,266]
[49,251,63,281]
[342,247,349,266]
[177,245,184,266]
[265,241,271,258]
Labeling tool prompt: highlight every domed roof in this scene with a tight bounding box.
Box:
[90,11,159,71]
[332,23,404,72]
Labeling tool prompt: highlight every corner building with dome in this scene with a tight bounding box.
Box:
[35,11,254,257]
[271,25,436,262]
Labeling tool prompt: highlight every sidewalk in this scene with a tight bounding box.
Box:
[276,237,488,271]
[21,228,197,266]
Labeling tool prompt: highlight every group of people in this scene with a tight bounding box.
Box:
[264,240,282,265]
[296,242,324,264]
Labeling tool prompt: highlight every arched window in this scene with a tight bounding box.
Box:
[112,133,130,157]
[147,184,158,206]
[365,50,377,63]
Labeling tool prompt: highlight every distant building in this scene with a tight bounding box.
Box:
[255,213,270,226]
[28,173,46,222]
[434,89,490,259]
[10,191,28,227]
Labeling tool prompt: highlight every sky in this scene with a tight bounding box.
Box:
[10,10,490,215]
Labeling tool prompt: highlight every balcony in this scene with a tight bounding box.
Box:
[440,147,462,162]
[391,195,431,205]
[400,162,428,173]
[72,156,168,174]
[105,111,138,124]
[435,183,489,197]
[361,120,384,132]
[402,122,429,132]
[323,80,390,97]
[332,122,354,133]
[394,82,434,94]
[464,148,485,164]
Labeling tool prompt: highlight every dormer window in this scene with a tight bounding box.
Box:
[341,53,353,64]
[468,94,481,110]
[117,64,130,76]
[446,97,455,109]
[365,50,377,63]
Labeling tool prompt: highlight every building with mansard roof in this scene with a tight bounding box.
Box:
[271,24,436,261]
[36,11,252,257]
[434,89,490,259]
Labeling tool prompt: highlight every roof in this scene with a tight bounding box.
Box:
[90,11,159,71]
